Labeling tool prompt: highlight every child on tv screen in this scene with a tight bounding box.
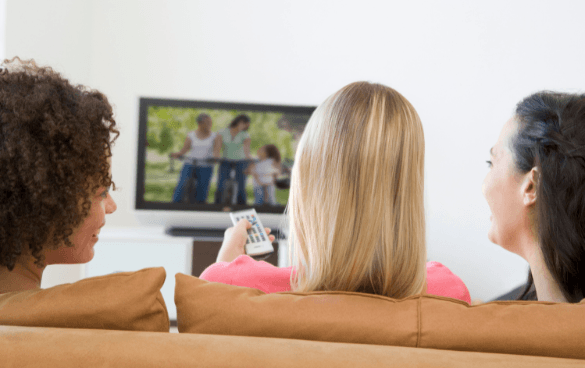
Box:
[247,144,282,206]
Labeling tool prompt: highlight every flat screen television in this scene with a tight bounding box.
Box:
[134,97,315,238]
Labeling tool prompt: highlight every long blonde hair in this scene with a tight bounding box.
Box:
[287,82,426,298]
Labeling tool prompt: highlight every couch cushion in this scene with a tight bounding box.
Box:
[419,297,585,359]
[0,267,169,332]
[175,273,585,360]
[175,273,419,347]
[0,325,581,368]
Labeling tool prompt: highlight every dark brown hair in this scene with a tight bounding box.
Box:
[228,114,250,128]
[263,144,281,164]
[511,91,585,303]
[0,58,119,270]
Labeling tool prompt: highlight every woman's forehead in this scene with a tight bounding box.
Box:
[496,118,517,152]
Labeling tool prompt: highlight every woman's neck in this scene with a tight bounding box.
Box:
[196,128,210,139]
[230,126,241,136]
[0,256,45,293]
[525,245,568,303]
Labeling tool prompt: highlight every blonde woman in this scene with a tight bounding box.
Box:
[201,82,470,302]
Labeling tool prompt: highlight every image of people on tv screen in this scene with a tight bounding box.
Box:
[144,106,298,207]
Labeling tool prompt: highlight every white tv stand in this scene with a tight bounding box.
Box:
[83,226,289,323]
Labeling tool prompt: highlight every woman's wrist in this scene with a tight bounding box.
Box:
[216,219,249,263]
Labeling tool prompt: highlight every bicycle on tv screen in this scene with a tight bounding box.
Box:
[135,98,315,214]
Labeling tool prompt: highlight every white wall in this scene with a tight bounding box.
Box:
[6,0,585,301]
[5,0,92,84]
[0,0,5,60]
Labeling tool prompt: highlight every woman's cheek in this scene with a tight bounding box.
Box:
[483,172,499,244]
[482,172,494,213]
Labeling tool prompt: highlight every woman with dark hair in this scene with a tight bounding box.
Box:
[213,114,252,205]
[0,58,118,293]
[483,91,585,303]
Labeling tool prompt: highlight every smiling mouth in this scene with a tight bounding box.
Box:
[93,224,105,238]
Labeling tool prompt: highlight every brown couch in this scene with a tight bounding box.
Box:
[1,268,584,367]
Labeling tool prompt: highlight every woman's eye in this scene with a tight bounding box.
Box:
[486,160,492,168]
[100,189,109,199]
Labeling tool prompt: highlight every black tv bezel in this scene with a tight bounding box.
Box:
[135,97,316,214]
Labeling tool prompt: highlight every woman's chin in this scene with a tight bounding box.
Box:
[74,248,95,264]
[487,226,498,245]
[72,239,97,264]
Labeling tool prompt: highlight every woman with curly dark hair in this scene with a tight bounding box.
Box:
[0,58,119,293]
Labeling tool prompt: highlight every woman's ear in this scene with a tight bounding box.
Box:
[522,167,538,206]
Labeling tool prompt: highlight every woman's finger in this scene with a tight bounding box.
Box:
[238,218,252,229]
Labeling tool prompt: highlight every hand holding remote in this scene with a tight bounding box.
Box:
[216,219,275,263]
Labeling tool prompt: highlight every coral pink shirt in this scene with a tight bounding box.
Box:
[200,255,471,303]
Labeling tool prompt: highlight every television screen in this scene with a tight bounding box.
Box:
[135,98,315,216]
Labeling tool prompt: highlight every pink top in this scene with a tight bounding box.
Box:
[200,255,471,303]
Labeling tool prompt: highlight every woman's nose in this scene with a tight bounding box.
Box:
[106,195,117,214]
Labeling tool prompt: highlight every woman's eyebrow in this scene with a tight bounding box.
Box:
[490,147,495,157]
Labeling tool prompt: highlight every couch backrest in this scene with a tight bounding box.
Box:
[175,273,585,360]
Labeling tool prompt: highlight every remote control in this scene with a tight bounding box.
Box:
[229,208,275,257]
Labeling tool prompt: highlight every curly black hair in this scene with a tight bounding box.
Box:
[0,57,119,271]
